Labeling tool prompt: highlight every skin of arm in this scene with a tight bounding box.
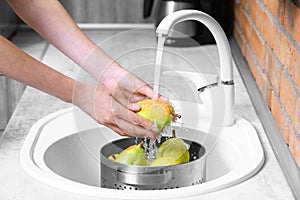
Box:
[0,35,158,138]
[0,35,74,103]
[2,0,163,138]
[7,0,95,67]
[7,0,134,90]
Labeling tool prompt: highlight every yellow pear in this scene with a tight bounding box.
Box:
[114,141,147,166]
[137,99,179,132]
[150,137,190,167]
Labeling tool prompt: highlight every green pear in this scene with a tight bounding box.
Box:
[150,156,182,166]
[150,138,190,166]
[114,141,147,166]
[137,99,179,132]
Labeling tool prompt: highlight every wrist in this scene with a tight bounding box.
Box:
[60,78,75,104]
[81,47,127,91]
[99,62,128,91]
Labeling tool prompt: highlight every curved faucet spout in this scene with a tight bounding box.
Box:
[156,9,233,82]
[156,10,235,126]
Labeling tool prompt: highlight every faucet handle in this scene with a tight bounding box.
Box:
[163,71,219,91]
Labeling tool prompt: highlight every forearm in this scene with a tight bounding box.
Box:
[7,0,96,66]
[0,35,74,103]
[7,0,125,87]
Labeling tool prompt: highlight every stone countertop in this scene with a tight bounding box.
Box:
[0,29,295,200]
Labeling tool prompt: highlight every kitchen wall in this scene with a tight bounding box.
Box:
[59,0,153,23]
[234,0,300,166]
[0,0,19,37]
[0,76,26,130]
[0,75,8,131]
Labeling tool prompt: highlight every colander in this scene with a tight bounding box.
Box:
[100,136,206,190]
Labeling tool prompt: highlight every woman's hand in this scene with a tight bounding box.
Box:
[7,0,165,138]
[73,82,159,138]
[82,47,167,110]
[81,47,168,138]
[102,63,167,108]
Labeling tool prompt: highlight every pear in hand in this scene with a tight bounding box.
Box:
[136,99,179,132]
[114,141,147,166]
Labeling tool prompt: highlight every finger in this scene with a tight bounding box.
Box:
[111,91,142,111]
[127,102,141,112]
[112,76,168,108]
[115,119,156,138]
[112,73,154,101]
[107,98,158,133]
[115,106,159,133]
[128,93,147,103]
[106,123,130,137]
[136,85,169,102]
[111,85,140,108]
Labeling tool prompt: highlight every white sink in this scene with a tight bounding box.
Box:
[20,101,264,199]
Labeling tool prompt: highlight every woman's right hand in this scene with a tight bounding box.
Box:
[72,82,159,138]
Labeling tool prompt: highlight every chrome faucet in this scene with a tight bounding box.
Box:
[157,10,235,126]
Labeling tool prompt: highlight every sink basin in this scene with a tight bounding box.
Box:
[20,101,264,199]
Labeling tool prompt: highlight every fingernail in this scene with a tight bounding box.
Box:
[147,131,157,140]
[151,133,157,140]
[129,103,140,111]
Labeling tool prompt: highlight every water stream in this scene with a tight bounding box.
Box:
[153,35,166,99]
[137,35,168,165]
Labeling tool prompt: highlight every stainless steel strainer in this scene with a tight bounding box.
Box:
[100,137,206,190]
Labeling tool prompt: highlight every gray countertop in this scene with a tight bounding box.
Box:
[0,28,295,200]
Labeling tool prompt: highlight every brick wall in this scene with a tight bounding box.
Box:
[233,0,300,166]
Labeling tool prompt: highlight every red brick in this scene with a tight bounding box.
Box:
[268,52,281,94]
[234,24,243,47]
[265,0,286,23]
[294,62,300,90]
[256,69,271,104]
[259,11,272,42]
[250,28,265,67]
[289,129,300,167]
[269,25,281,54]
[270,91,284,129]
[251,4,267,32]
[276,32,294,75]
[234,0,242,21]
[241,0,248,9]
[272,32,282,61]
[245,44,258,78]
[287,46,297,76]
[281,115,293,145]
[248,0,260,26]
[234,0,300,168]
[260,44,270,73]
[233,21,249,57]
[248,0,281,51]
[283,1,300,45]
[261,0,268,6]
[258,11,279,50]
[239,9,252,43]
[290,47,300,89]
[280,72,297,123]
[295,99,300,134]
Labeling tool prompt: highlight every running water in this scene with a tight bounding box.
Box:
[153,35,166,99]
[141,35,168,165]
[143,136,161,165]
